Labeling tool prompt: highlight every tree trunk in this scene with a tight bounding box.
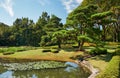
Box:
[79,40,84,51]
[102,25,106,41]
[78,41,80,47]
[58,40,61,48]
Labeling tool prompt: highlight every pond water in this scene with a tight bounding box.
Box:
[0,62,90,78]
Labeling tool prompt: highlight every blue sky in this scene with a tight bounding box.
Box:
[0,0,83,26]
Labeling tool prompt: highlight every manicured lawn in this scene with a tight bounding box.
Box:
[0,48,84,62]
[87,54,112,71]
[97,55,120,78]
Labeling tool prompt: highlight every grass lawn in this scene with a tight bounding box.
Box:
[87,54,112,71]
[0,48,84,62]
[0,42,118,72]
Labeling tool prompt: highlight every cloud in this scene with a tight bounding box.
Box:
[0,0,14,17]
[61,0,83,13]
[38,0,50,6]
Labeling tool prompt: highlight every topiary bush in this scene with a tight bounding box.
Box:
[117,45,120,48]
[3,52,15,55]
[0,48,7,53]
[89,47,107,55]
[115,48,120,55]
[51,49,59,53]
[72,46,79,48]
[42,49,51,52]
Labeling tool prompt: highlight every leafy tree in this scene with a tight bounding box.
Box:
[66,4,97,50]
[52,30,67,48]
[91,11,114,41]
[11,18,36,46]
[0,22,11,46]
[39,13,63,46]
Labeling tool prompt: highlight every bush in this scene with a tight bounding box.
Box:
[89,47,107,55]
[3,52,15,55]
[51,49,59,53]
[16,47,27,52]
[72,46,79,48]
[117,45,120,48]
[97,56,120,78]
[115,48,120,55]
[0,48,7,53]
[42,49,51,52]
[7,47,17,52]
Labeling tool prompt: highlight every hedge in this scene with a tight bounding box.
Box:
[97,56,120,78]
[89,47,107,55]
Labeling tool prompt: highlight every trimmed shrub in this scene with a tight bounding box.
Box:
[16,47,27,52]
[51,49,59,53]
[89,47,107,55]
[42,49,51,52]
[0,48,7,53]
[97,56,120,78]
[117,45,120,48]
[3,52,15,55]
[72,46,79,48]
[115,48,120,55]
[7,47,17,52]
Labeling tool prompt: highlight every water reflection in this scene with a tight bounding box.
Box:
[0,62,90,78]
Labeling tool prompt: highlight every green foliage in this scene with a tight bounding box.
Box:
[91,11,113,20]
[51,49,59,53]
[77,35,93,42]
[0,47,37,53]
[40,35,51,46]
[3,52,15,55]
[89,47,107,55]
[42,49,51,52]
[115,48,120,55]
[97,56,120,78]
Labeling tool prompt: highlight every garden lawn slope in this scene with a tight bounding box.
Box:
[0,49,83,62]
[97,55,120,78]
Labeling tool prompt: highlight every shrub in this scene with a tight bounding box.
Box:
[7,47,17,52]
[51,49,59,53]
[42,49,51,52]
[72,46,79,48]
[3,52,15,55]
[117,45,120,48]
[115,48,120,55]
[0,48,7,53]
[16,47,27,52]
[89,47,107,55]
[97,56,120,78]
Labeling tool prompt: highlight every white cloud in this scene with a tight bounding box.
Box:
[38,0,50,6]
[0,0,14,17]
[61,0,83,13]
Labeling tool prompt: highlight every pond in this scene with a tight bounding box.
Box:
[0,61,90,78]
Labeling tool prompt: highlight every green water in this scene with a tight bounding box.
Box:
[0,62,90,78]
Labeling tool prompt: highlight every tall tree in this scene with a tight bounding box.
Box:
[11,18,35,46]
[66,4,97,50]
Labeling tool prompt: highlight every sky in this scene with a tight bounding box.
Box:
[0,0,83,26]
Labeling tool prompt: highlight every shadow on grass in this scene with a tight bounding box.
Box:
[60,48,77,52]
[90,53,114,62]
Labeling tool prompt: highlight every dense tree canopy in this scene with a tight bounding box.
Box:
[0,0,119,50]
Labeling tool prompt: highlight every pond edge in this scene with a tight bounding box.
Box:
[75,60,99,78]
